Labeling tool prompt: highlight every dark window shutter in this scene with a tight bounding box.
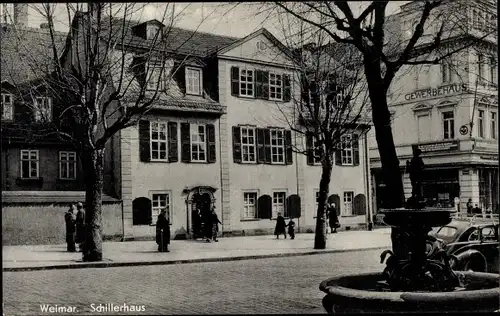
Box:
[207,124,216,163]
[255,70,263,99]
[285,130,293,165]
[283,74,291,102]
[139,120,151,162]
[353,194,367,215]
[335,135,342,166]
[256,128,266,164]
[287,194,301,218]
[264,129,271,164]
[257,194,272,219]
[353,133,360,166]
[232,126,242,163]
[231,67,239,96]
[181,122,191,163]
[174,63,186,95]
[263,71,269,100]
[168,122,178,162]
[306,132,314,165]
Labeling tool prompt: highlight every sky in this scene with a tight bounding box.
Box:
[25,2,407,41]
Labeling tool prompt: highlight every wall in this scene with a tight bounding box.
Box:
[2,202,122,245]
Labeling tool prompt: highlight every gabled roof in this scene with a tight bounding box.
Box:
[216,27,298,63]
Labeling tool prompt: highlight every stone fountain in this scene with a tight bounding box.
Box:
[320,147,499,313]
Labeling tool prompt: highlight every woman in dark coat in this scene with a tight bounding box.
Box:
[327,202,340,233]
[75,202,86,251]
[156,209,170,252]
[64,204,77,252]
[275,212,287,239]
[210,206,222,242]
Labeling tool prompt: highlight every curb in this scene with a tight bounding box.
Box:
[3,245,389,272]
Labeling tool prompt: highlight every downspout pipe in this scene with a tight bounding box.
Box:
[363,126,373,231]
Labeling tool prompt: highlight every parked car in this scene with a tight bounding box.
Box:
[428,220,499,273]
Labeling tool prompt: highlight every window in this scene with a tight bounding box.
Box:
[20,150,39,179]
[147,25,161,40]
[147,67,165,91]
[190,124,206,162]
[477,11,484,30]
[151,193,170,221]
[341,134,353,165]
[1,93,13,120]
[34,97,52,122]
[490,58,497,85]
[313,136,322,165]
[239,69,254,97]
[186,67,202,95]
[150,121,168,161]
[59,151,76,179]
[270,129,285,164]
[272,192,287,218]
[491,112,497,139]
[243,192,258,219]
[441,61,453,83]
[343,191,354,216]
[241,127,256,163]
[0,3,14,24]
[442,111,455,139]
[478,54,484,83]
[478,109,485,138]
[472,9,479,29]
[269,72,283,101]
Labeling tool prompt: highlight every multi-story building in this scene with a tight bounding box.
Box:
[369,0,498,217]
[1,6,372,244]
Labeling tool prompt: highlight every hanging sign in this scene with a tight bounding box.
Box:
[459,125,469,135]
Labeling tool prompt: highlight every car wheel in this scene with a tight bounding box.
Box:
[464,258,486,272]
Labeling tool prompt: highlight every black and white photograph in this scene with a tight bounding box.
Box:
[1,1,498,314]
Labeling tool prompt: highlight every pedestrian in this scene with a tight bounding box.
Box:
[75,202,86,252]
[202,208,213,242]
[327,202,340,233]
[274,212,287,239]
[287,217,296,240]
[64,204,77,252]
[156,209,170,252]
[466,198,473,216]
[210,206,222,242]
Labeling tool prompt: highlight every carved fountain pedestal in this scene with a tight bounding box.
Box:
[319,206,500,314]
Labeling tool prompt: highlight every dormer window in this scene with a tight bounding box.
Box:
[185,67,202,96]
[34,97,52,122]
[1,93,13,120]
[147,65,166,91]
[147,24,161,40]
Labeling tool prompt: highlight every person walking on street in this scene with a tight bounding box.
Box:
[210,206,222,242]
[64,204,77,252]
[327,202,340,233]
[466,198,473,217]
[274,212,287,239]
[156,209,170,252]
[75,202,86,252]
[287,217,296,240]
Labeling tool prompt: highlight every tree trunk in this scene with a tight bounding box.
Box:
[314,159,333,249]
[82,148,105,262]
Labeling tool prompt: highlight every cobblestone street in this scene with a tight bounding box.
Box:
[4,249,383,315]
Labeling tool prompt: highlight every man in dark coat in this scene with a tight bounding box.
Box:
[275,212,287,239]
[327,202,340,233]
[75,202,86,252]
[210,206,222,242]
[64,204,77,252]
[156,209,170,252]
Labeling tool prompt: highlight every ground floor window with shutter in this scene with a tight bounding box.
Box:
[341,134,353,165]
[243,192,258,219]
[150,121,168,161]
[270,129,285,164]
[151,192,171,223]
[191,124,206,162]
[343,191,354,216]
[272,192,287,218]
[241,127,256,163]
[59,151,76,179]
[20,150,39,178]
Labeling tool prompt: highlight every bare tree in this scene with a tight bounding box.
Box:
[264,0,497,256]
[1,3,233,261]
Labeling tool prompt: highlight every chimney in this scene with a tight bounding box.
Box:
[13,3,28,26]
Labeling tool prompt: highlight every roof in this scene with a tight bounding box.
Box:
[96,15,240,57]
[1,191,121,204]
[0,25,67,85]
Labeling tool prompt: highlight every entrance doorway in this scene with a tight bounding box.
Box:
[191,192,212,239]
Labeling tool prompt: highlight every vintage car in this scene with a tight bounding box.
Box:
[427,220,499,273]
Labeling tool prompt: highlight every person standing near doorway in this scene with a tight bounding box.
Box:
[156,209,170,252]
[75,202,86,252]
[210,206,222,242]
[64,204,77,252]
[327,202,340,233]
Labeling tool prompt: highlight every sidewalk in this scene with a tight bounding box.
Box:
[3,228,392,272]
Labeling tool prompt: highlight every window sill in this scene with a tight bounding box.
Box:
[189,160,209,164]
[241,218,260,222]
[241,160,257,164]
[149,160,170,163]
[340,215,358,217]
[186,92,203,97]
[237,95,256,99]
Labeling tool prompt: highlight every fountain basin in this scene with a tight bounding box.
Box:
[320,271,500,313]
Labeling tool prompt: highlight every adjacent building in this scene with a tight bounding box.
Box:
[369,0,498,217]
